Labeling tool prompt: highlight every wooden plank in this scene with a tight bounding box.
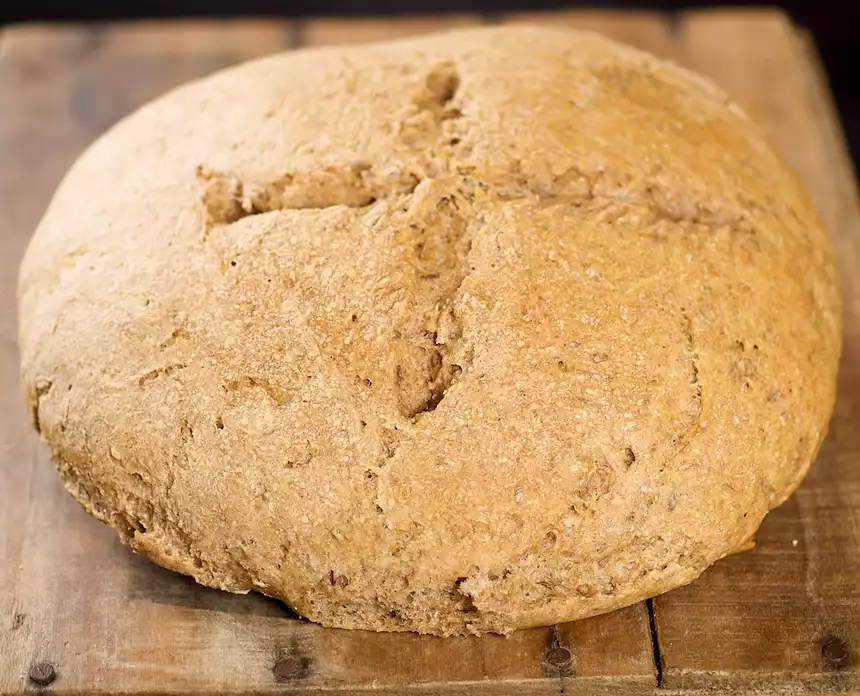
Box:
[797,29,860,314]
[304,10,673,693]
[0,15,661,696]
[301,15,483,47]
[502,10,677,60]
[0,21,298,696]
[652,9,860,693]
[492,11,685,691]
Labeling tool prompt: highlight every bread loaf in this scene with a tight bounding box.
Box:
[18,26,841,635]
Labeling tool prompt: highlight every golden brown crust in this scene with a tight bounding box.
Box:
[18,25,841,635]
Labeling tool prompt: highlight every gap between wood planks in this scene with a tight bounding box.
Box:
[646,599,664,688]
[285,21,302,50]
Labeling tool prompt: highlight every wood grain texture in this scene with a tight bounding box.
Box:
[301,14,483,46]
[652,9,860,693]
[1,10,858,696]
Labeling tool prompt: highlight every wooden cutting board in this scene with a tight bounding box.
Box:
[1,9,858,695]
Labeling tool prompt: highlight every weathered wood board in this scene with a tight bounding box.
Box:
[1,9,858,695]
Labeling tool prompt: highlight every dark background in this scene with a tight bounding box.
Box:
[2,0,858,170]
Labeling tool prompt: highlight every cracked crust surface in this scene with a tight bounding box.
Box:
[17,26,841,635]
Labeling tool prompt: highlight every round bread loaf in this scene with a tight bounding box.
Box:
[18,26,841,635]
